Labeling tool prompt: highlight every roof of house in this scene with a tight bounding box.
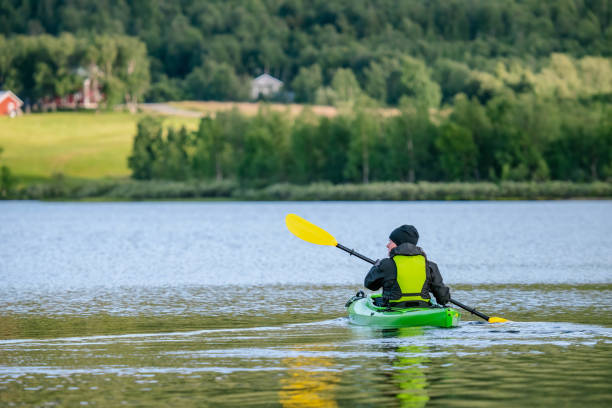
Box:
[0,90,24,105]
[252,73,283,85]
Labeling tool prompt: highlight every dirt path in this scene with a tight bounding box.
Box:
[139,103,203,118]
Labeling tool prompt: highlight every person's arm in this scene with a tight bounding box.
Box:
[364,258,393,290]
[427,260,450,305]
[364,262,384,290]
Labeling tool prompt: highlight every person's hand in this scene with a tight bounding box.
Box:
[374,259,382,267]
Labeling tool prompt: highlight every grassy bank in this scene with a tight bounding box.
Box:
[9,179,612,201]
[0,112,199,180]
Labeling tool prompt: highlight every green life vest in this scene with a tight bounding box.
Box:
[390,254,430,304]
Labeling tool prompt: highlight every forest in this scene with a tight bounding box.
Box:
[1,0,610,104]
[128,95,611,185]
[1,0,611,196]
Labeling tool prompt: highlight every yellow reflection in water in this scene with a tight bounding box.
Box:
[383,328,429,408]
[279,347,338,408]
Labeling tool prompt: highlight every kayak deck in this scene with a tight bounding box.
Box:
[346,296,460,328]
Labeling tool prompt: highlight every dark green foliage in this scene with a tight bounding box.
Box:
[155,127,191,181]
[2,0,610,192]
[0,146,16,198]
[145,75,184,102]
[129,95,612,185]
[319,116,351,183]
[292,65,323,103]
[184,60,248,101]
[127,116,163,180]
[433,60,473,104]
[383,109,438,182]
[238,110,290,186]
[192,109,250,181]
[128,118,193,181]
[1,0,610,103]
[435,122,478,181]
[546,105,612,181]
[13,179,612,201]
[344,109,381,183]
[289,112,326,183]
[0,33,150,107]
[0,166,14,197]
[18,179,240,200]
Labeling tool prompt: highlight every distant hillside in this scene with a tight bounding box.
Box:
[1,0,610,104]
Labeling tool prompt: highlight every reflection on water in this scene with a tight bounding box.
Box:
[387,329,429,408]
[1,201,612,406]
[1,285,611,407]
[279,347,338,408]
[0,286,611,407]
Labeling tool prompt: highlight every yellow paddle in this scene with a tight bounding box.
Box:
[285,213,509,324]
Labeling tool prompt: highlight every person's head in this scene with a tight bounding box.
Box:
[388,225,419,253]
[386,239,397,253]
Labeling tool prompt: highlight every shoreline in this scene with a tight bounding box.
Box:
[3,179,612,201]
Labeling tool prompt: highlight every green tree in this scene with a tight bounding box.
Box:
[399,56,441,109]
[385,107,438,182]
[127,116,163,180]
[193,116,235,181]
[0,35,18,91]
[345,109,381,183]
[364,60,389,104]
[216,108,250,179]
[164,14,205,77]
[432,59,472,104]
[320,115,351,183]
[546,105,612,181]
[161,126,191,181]
[0,146,16,198]
[291,64,323,103]
[435,122,478,181]
[289,109,326,183]
[331,68,362,106]
[185,60,247,101]
[450,94,494,180]
[115,36,150,112]
[238,108,290,186]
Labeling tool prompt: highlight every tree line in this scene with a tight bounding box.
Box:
[128,94,612,185]
[1,0,610,104]
[0,146,15,197]
[0,34,149,109]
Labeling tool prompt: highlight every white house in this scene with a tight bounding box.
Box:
[250,73,283,100]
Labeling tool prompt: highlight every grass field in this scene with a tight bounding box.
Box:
[0,103,442,181]
[0,111,199,180]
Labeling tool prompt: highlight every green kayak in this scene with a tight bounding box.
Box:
[346,294,461,328]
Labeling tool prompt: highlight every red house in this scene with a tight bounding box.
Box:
[39,68,103,111]
[0,91,23,117]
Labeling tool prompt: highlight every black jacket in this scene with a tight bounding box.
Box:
[364,243,451,305]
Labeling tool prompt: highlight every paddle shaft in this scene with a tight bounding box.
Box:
[335,243,490,322]
[336,244,377,264]
[449,299,490,321]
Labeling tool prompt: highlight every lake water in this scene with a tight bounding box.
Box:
[1,201,611,407]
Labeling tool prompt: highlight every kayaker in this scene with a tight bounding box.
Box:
[364,225,450,307]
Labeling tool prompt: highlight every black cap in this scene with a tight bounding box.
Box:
[389,225,419,246]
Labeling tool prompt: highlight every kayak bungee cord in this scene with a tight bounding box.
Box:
[285,213,509,324]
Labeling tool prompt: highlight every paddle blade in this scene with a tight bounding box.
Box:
[285,214,338,246]
[488,317,510,323]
